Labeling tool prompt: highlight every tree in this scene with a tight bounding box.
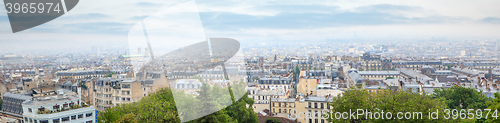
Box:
[329,89,454,123]
[0,98,2,109]
[99,82,259,123]
[433,86,490,109]
[293,66,300,77]
[115,113,138,123]
[385,77,395,80]
[105,72,116,77]
[265,117,282,123]
[485,93,500,123]
[98,88,180,123]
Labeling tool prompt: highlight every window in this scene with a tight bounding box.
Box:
[71,115,76,120]
[86,113,93,117]
[122,91,130,95]
[308,102,311,108]
[28,108,32,113]
[127,98,130,101]
[40,120,48,123]
[279,109,281,113]
[122,98,125,101]
[116,97,119,101]
[86,121,93,123]
[53,119,60,123]
[122,84,130,88]
[314,103,317,108]
[78,114,83,119]
[321,103,324,109]
[62,117,69,122]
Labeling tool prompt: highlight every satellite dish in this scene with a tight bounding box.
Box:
[127,1,245,122]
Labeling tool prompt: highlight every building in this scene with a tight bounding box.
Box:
[94,78,141,111]
[256,75,293,90]
[94,72,168,111]
[22,89,96,123]
[174,79,202,95]
[1,92,32,122]
[358,71,401,80]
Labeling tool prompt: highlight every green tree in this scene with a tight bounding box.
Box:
[99,82,259,123]
[485,93,500,123]
[114,113,138,123]
[226,82,259,123]
[293,66,300,77]
[265,117,282,123]
[433,86,490,109]
[105,72,116,77]
[329,89,453,122]
[98,88,180,123]
[385,77,395,80]
[0,98,2,109]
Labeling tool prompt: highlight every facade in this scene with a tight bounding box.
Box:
[55,70,125,79]
[1,92,32,122]
[358,71,401,80]
[22,89,96,123]
[94,72,168,111]
[256,75,293,90]
[94,78,142,111]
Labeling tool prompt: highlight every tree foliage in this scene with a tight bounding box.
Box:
[265,117,282,123]
[485,93,500,123]
[98,88,180,123]
[99,81,258,123]
[114,113,138,123]
[329,89,454,123]
[433,86,490,109]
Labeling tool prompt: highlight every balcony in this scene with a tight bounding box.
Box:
[37,103,91,114]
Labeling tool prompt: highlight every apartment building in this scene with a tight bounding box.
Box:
[269,95,334,123]
[246,87,290,113]
[256,75,293,90]
[358,71,401,80]
[94,79,141,111]
[22,89,96,123]
[1,92,32,122]
[94,72,168,111]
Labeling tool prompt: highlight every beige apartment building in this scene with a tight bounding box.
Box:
[94,72,168,111]
[270,95,334,123]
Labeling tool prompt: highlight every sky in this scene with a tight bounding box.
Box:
[1,0,500,53]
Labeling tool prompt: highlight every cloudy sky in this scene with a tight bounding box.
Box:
[1,0,500,53]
